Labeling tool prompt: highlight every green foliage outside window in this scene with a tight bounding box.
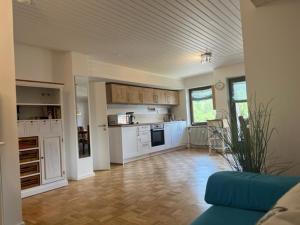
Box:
[192,98,216,123]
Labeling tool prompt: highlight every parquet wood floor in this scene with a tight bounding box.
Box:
[22,149,229,225]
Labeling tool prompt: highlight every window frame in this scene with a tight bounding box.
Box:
[189,85,215,126]
[228,76,247,122]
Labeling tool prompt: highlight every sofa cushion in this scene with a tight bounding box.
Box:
[257,183,300,225]
[205,171,300,212]
[190,206,265,225]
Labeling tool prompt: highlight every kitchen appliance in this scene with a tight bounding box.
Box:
[108,113,128,125]
[126,112,135,124]
[150,123,165,147]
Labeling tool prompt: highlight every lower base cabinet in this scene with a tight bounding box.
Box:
[109,121,187,164]
[18,120,67,198]
[41,136,64,184]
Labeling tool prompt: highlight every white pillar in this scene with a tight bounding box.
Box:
[0,0,24,224]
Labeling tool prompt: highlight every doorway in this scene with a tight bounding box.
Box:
[228,76,249,132]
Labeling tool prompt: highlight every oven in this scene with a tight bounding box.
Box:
[151,124,165,147]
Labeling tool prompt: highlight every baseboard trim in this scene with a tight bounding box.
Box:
[21,179,68,198]
[76,172,95,180]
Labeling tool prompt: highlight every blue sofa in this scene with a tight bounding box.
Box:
[191,171,300,225]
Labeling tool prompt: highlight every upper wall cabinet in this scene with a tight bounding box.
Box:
[166,90,179,105]
[127,86,143,104]
[142,88,154,104]
[106,83,179,106]
[106,83,128,104]
[153,89,166,105]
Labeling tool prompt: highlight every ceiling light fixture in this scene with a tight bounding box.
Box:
[200,52,212,64]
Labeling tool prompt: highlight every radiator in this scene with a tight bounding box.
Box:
[188,125,208,147]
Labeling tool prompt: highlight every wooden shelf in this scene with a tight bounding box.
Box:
[20,160,40,165]
[20,172,40,179]
[19,147,39,152]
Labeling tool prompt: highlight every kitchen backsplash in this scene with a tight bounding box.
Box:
[107,104,170,123]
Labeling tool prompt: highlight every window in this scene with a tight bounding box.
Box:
[189,86,216,125]
[229,76,249,134]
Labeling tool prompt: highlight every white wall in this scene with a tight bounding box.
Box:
[72,52,184,89]
[15,43,62,83]
[241,0,300,175]
[0,1,23,225]
[107,104,169,123]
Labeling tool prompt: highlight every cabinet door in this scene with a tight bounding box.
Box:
[164,124,172,149]
[153,89,166,104]
[25,120,39,136]
[127,86,143,104]
[17,121,26,137]
[171,123,181,147]
[142,88,154,104]
[122,127,138,159]
[41,136,64,184]
[179,122,187,145]
[166,91,179,105]
[110,84,128,103]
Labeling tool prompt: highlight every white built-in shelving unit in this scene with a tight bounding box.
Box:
[16,80,68,198]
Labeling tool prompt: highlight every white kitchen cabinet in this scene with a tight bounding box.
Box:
[121,127,139,159]
[164,123,172,149]
[167,121,187,148]
[109,121,186,164]
[41,136,64,184]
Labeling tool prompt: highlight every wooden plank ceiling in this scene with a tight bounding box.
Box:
[13,0,243,78]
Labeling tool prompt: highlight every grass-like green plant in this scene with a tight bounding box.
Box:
[212,100,290,174]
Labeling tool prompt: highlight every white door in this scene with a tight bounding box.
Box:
[89,82,110,170]
[41,136,64,184]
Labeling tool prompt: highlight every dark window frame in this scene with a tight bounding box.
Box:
[189,85,214,126]
[228,76,247,122]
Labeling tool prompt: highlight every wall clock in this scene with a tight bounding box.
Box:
[215,81,225,90]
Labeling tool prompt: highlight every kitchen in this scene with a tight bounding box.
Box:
[76,79,188,168]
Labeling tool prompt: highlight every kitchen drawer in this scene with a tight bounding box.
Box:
[21,175,40,190]
[137,125,150,133]
[20,162,40,177]
[25,120,39,136]
[19,136,39,150]
[17,121,26,137]
[138,131,151,143]
[50,119,62,135]
[19,149,39,163]
[138,142,151,153]
[39,120,51,135]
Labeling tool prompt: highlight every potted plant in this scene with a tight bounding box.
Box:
[213,100,291,174]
